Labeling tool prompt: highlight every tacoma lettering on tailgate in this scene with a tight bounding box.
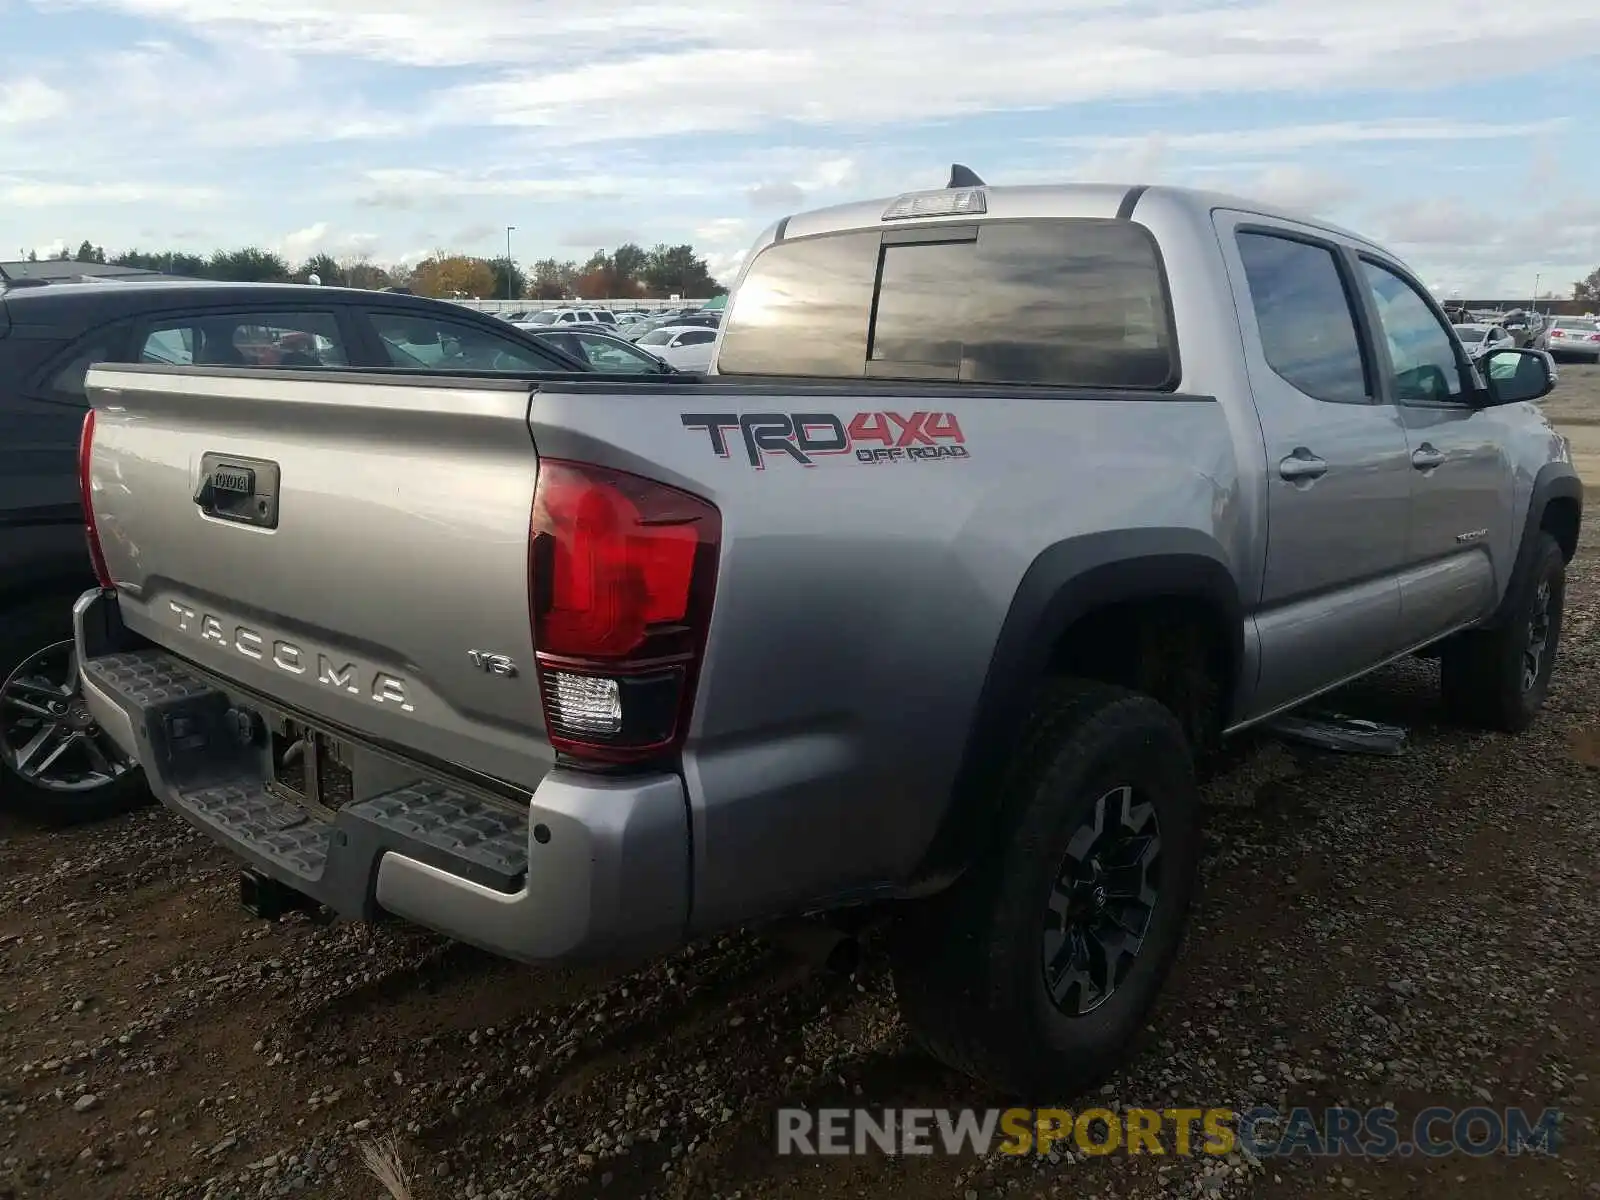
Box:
[166,601,414,712]
[681,411,968,468]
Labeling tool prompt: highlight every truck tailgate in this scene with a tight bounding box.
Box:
[83,366,552,789]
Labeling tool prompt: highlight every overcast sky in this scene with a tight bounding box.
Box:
[2,0,1597,295]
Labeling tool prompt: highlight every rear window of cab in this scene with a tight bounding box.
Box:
[715,218,1178,389]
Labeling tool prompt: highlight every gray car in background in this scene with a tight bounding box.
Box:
[1547,316,1600,362]
[71,177,1579,1095]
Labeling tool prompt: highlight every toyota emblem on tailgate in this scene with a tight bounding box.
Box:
[195,452,281,530]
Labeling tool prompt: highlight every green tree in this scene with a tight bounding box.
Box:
[1576,268,1600,305]
[36,239,726,295]
[488,257,527,301]
[341,258,393,291]
[642,243,721,298]
[410,254,496,299]
[528,257,575,300]
[299,254,344,285]
[114,249,209,278]
[207,247,290,282]
[610,242,649,291]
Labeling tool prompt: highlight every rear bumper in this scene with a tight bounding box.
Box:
[1549,340,1600,361]
[72,589,690,962]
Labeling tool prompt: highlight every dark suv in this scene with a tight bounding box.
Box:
[0,278,584,821]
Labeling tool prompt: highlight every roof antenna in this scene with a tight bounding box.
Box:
[947,163,985,188]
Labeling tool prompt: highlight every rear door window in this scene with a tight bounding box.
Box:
[41,324,135,402]
[716,219,1177,388]
[363,310,569,371]
[1235,232,1371,405]
[138,311,349,368]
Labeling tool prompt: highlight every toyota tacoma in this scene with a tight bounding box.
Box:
[70,173,1580,1095]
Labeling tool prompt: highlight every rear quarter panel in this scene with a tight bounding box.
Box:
[529,371,1249,931]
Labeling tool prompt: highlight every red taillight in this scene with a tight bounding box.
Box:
[529,460,720,765]
[1551,329,1565,338]
[78,410,114,589]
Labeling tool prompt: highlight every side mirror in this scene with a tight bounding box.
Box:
[1481,348,1555,406]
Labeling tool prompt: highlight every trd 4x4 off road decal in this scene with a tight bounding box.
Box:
[681,411,968,468]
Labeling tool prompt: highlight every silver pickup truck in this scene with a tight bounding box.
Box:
[72,177,1580,1096]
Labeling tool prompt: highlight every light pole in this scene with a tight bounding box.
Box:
[1532,272,1540,312]
[505,226,516,301]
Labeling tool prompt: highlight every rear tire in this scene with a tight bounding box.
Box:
[1440,532,1566,733]
[891,679,1202,1099]
[0,596,149,824]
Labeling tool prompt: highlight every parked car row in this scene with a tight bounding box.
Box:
[510,303,726,369]
[617,309,722,341]
[495,304,722,340]
[525,326,675,374]
[1439,308,1600,362]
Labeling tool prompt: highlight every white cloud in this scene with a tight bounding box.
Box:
[354,168,637,206]
[1374,197,1483,246]
[1243,165,1359,213]
[1372,196,1600,297]
[0,176,219,207]
[41,0,1600,145]
[797,158,856,191]
[693,217,753,246]
[11,0,1600,295]
[1073,135,1171,183]
[279,222,330,261]
[275,223,386,263]
[0,78,68,125]
[1046,117,1570,157]
[690,218,757,282]
[746,181,804,208]
[705,248,747,285]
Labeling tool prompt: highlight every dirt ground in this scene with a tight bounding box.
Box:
[4,367,1600,1200]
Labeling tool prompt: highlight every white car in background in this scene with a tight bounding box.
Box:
[517,308,615,328]
[1453,323,1515,361]
[633,324,719,371]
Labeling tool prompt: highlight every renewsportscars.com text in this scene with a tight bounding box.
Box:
[775,1105,1563,1159]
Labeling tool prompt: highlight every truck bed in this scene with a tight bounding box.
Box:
[81,360,1236,934]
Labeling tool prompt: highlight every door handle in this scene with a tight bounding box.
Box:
[1411,444,1447,470]
[1278,449,1328,481]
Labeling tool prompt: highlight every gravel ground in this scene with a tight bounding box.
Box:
[4,366,1600,1200]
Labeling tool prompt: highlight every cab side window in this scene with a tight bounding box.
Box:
[1236,231,1371,404]
[1358,260,1467,404]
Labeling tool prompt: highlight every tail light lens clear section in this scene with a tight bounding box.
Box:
[529,459,721,764]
